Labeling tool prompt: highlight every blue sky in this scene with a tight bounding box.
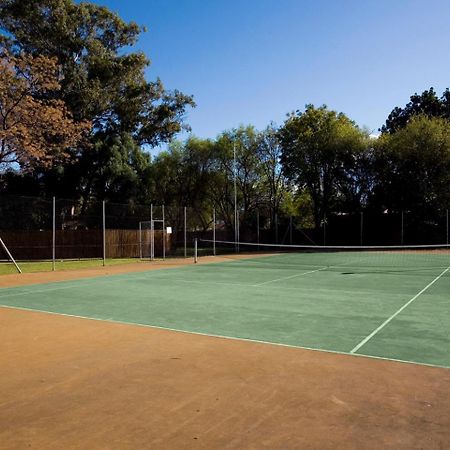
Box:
[91,0,450,140]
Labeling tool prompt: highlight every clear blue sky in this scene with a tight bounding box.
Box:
[91,0,450,139]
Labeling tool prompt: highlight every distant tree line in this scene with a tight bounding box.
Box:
[1,1,449,237]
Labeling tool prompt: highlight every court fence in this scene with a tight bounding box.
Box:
[0,194,449,269]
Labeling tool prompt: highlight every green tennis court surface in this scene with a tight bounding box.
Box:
[1,250,449,368]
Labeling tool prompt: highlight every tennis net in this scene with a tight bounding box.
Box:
[197,239,450,274]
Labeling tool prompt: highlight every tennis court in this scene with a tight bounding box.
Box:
[1,243,449,368]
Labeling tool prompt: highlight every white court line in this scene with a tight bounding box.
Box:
[0,303,448,370]
[252,266,328,286]
[351,265,450,354]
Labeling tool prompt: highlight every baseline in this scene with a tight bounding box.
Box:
[0,303,448,370]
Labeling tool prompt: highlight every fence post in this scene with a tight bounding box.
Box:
[360,212,364,246]
[275,213,278,244]
[52,196,56,271]
[401,210,404,245]
[162,204,165,260]
[289,215,293,245]
[213,208,216,256]
[323,214,327,246]
[446,209,449,245]
[256,210,260,249]
[150,204,154,261]
[139,221,142,259]
[184,206,187,258]
[194,238,198,263]
[102,201,106,266]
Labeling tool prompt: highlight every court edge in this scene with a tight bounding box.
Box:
[1,303,448,371]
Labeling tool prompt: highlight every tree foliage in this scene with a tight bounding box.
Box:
[381,88,450,134]
[0,50,90,170]
[374,115,450,213]
[279,105,368,227]
[0,0,195,145]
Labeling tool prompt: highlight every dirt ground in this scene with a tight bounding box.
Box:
[1,257,450,449]
[0,306,449,450]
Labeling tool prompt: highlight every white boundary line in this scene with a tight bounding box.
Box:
[252,266,328,286]
[0,303,448,370]
[351,265,450,354]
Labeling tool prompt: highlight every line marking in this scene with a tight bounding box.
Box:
[0,303,448,370]
[253,266,328,286]
[351,265,450,354]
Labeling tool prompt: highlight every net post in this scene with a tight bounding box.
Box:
[52,196,56,271]
[360,211,364,246]
[194,238,198,263]
[213,208,216,256]
[102,200,106,266]
[162,204,165,260]
[150,204,154,261]
[184,206,187,258]
[0,237,21,273]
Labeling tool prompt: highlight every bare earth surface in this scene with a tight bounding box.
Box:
[1,257,449,449]
[0,307,449,450]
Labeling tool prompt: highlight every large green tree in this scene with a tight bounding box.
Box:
[0,0,194,200]
[381,88,450,134]
[279,105,368,229]
[373,115,450,214]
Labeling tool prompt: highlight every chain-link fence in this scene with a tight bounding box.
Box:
[0,194,449,269]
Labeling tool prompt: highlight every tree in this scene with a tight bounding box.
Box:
[373,115,450,214]
[381,88,450,134]
[0,50,90,171]
[0,0,194,200]
[256,124,290,228]
[279,105,368,229]
[211,126,263,232]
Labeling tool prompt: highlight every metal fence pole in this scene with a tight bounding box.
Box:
[0,238,21,273]
[162,204,165,260]
[401,210,404,245]
[184,206,187,258]
[102,200,106,266]
[289,215,293,245]
[446,209,449,245]
[256,210,260,249]
[52,196,56,271]
[275,213,278,244]
[139,221,142,259]
[323,214,326,246]
[194,238,198,263]
[213,208,216,256]
[360,212,364,246]
[237,210,240,252]
[150,204,154,260]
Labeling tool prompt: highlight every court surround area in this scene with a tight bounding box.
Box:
[0,246,449,449]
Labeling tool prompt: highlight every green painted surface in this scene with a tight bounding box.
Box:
[0,258,147,275]
[0,251,448,368]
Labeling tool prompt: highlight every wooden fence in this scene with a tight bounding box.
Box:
[0,230,171,260]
